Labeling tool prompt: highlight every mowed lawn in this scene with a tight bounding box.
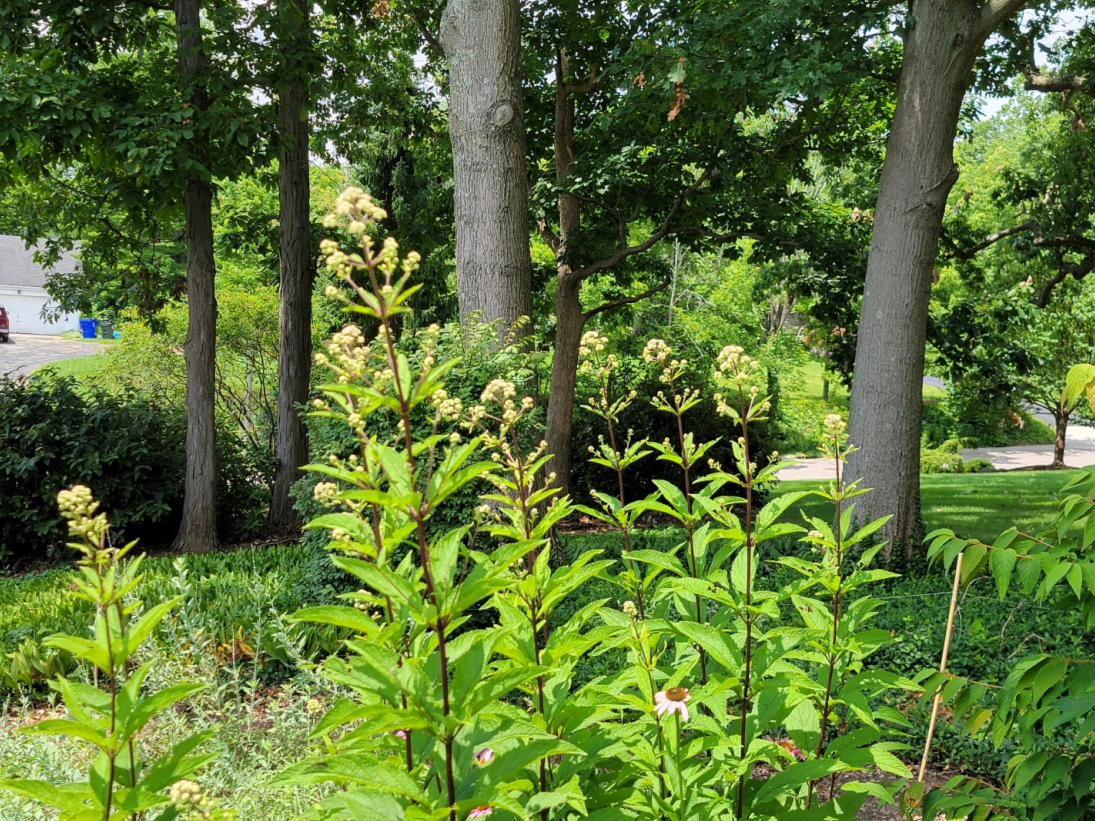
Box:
[776,469,1080,545]
[36,353,109,380]
[784,359,944,403]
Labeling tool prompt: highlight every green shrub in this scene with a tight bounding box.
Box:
[0,374,268,567]
[0,375,187,567]
[920,438,993,474]
[921,393,1055,448]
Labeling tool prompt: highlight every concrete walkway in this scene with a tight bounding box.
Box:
[0,333,103,378]
[779,424,1095,481]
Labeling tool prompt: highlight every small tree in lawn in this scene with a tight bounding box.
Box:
[934,276,1095,467]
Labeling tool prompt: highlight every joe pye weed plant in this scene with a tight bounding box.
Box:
[276,188,602,821]
[580,347,916,821]
[0,486,231,821]
[283,186,918,821]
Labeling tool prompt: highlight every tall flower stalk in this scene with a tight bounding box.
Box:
[0,486,225,821]
[289,188,585,821]
[712,344,769,819]
[576,330,650,618]
[645,338,712,682]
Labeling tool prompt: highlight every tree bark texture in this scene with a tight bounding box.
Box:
[544,276,584,496]
[543,53,585,497]
[1053,404,1069,468]
[440,0,533,330]
[268,0,313,530]
[847,0,998,566]
[173,0,219,553]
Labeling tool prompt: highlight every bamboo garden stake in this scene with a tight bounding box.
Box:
[918,551,964,783]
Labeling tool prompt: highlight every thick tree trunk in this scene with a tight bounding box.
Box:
[268,0,312,530]
[1053,405,1069,468]
[173,0,219,553]
[847,0,989,567]
[545,275,584,496]
[440,0,533,330]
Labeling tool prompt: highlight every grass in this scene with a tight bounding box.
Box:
[784,359,944,403]
[58,330,116,345]
[776,469,1079,544]
[33,354,109,381]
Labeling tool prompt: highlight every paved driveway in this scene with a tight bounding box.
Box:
[0,333,103,378]
[779,424,1095,481]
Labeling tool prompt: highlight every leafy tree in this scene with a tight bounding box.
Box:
[0,1,268,551]
[846,0,1090,561]
[524,0,892,494]
[932,277,1095,468]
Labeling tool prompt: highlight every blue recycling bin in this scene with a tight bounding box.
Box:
[79,318,98,339]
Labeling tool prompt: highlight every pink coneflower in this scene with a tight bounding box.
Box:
[765,734,805,761]
[654,687,690,721]
[468,807,493,818]
[473,748,495,767]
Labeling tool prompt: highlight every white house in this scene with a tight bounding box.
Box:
[0,235,80,335]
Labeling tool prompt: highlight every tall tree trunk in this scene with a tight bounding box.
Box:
[543,51,586,496]
[173,0,218,553]
[268,0,313,530]
[440,0,533,330]
[1052,404,1069,468]
[846,0,1019,567]
[545,275,584,496]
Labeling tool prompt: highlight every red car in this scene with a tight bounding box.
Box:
[0,305,8,342]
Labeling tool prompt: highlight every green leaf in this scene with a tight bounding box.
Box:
[126,597,182,655]
[22,718,110,749]
[753,759,846,805]
[125,682,206,738]
[0,779,94,813]
[273,757,426,803]
[290,605,380,636]
[990,548,1017,599]
[1065,364,1095,408]
[756,491,809,533]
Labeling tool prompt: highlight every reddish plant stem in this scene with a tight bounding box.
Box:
[670,379,706,684]
[603,392,645,619]
[808,431,845,810]
[736,388,755,821]
[372,273,456,819]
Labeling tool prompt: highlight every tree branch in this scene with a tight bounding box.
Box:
[1037,252,1095,307]
[945,221,1037,260]
[1034,234,1095,252]
[561,70,599,98]
[1024,69,1089,94]
[409,11,443,58]
[537,220,561,257]
[979,0,1031,40]
[583,279,670,320]
[570,166,715,282]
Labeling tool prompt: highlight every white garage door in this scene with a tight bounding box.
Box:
[0,290,79,335]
